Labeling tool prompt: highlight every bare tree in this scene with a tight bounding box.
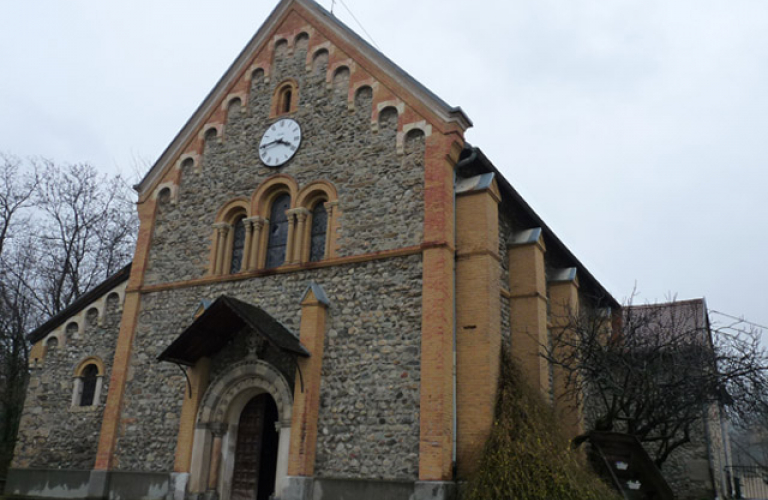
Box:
[23,160,137,317]
[545,296,768,469]
[0,154,39,475]
[0,153,38,257]
[0,154,137,476]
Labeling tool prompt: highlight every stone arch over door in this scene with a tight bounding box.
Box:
[189,359,293,500]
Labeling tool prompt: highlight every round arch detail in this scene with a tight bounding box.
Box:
[197,359,293,427]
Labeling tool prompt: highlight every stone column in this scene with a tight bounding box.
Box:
[209,228,221,275]
[71,377,83,407]
[94,376,104,406]
[188,425,213,495]
[274,422,292,498]
[207,423,227,495]
[241,218,254,271]
[291,208,310,264]
[248,217,266,271]
[284,211,297,266]
[323,201,339,259]
[548,268,583,439]
[222,223,235,274]
[508,228,550,395]
[212,223,230,276]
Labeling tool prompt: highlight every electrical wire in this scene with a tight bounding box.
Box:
[338,0,380,50]
[711,310,768,331]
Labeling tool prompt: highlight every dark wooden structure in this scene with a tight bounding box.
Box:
[588,431,675,500]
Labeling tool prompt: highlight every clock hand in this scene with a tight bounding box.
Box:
[260,140,280,149]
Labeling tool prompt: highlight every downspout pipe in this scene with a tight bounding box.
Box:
[450,145,479,479]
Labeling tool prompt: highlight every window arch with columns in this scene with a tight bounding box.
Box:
[210,199,250,276]
[208,176,339,276]
[72,356,106,408]
[251,175,299,270]
[295,181,339,263]
[271,79,299,118]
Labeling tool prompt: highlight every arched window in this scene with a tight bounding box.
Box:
[105,292,121,320]
[46,337,58,350]
[72,359,105,408]
[86,307,99,328]
[65,321,79,340]
[211,200,251,276]
[266,194,291,268]
[230,216,246,274]
[80,364,99,407]
[272,80,298,117]
[309,203,328,262]
[280,87,292,114]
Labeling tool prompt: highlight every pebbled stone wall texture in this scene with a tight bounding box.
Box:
[12,296,123,469]
[114,254,422,479]
[143,35,425,286]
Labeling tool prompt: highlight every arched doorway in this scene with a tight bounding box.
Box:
[188,360,294,500]
[231,394,279,500]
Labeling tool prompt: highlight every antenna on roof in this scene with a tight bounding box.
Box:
[330,0,336,15]
[337,0,380,50]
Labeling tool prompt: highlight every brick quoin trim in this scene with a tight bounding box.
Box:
[455,183,501,478]
[94,198,158,470]
[418,134,463,481]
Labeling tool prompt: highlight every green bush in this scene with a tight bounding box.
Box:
[462,351,619,500]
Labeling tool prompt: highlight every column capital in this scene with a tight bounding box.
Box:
[209,422,228,437]
[286,207,310,216]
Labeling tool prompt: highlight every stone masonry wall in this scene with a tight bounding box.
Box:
[115,254,422,479]
[12,296,123,469]
[143,33,425,285]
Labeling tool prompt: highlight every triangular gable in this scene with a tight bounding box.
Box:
[135,0,472,201]
[157,295,309,366]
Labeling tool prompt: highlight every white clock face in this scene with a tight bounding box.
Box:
[258,118,301,167]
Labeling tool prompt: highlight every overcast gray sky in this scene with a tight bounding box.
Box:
[1,0,766,331]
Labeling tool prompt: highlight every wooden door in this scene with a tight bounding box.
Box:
[230,394,279,500]
[231,397,266,500]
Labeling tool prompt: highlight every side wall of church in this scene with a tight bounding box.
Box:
[12,297,123,469]
[661,402,728,500]
[114,255,423,479]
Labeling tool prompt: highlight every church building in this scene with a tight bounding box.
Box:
[7,1,618,499]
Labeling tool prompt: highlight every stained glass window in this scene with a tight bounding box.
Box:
[309,203,327,262]
[230,216,246,274]
[266,194,290,268]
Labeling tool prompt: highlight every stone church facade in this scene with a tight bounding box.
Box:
[7,1,622,499]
